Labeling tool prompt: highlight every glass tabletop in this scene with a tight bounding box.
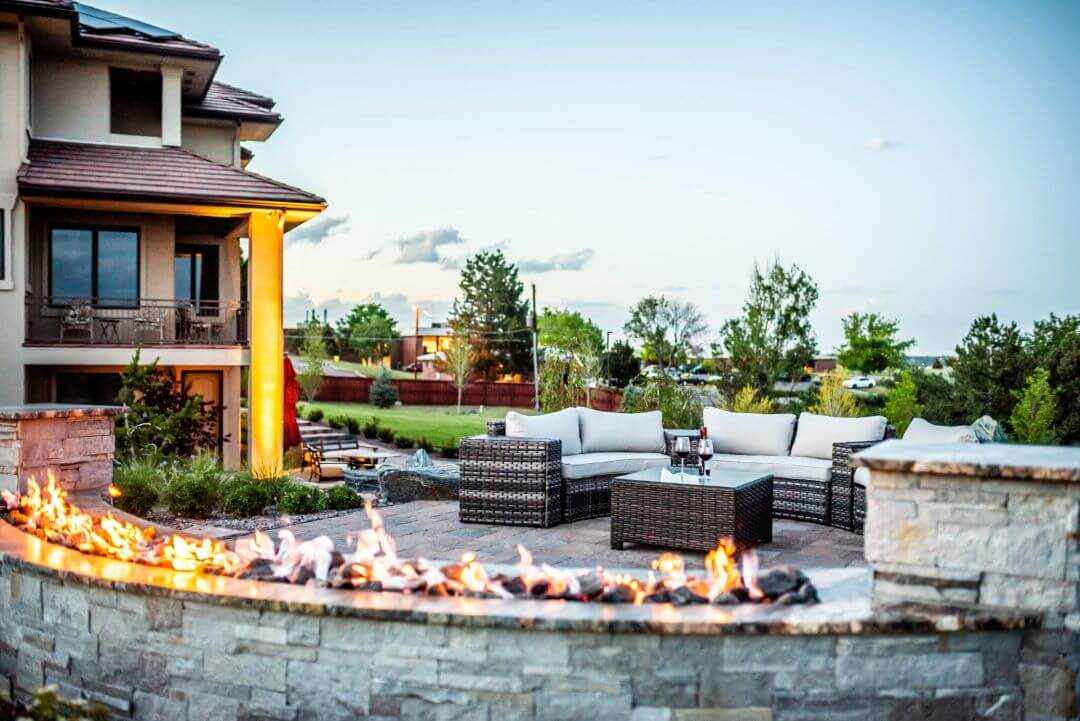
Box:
[615,466,772,489]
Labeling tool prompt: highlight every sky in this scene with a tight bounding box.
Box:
[109,0,1080,354]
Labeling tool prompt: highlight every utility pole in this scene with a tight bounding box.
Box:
[413,305,420,381]
[605,330,612,385]
[531,283,539,411]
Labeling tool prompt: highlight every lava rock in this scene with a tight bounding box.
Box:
[711,592,740,606]
[601,586,636,603]
[501,576,528,596]
[669,586,708,606]
[773,592,798,606]
[577,572,604,599]
[795,582,819,603]
[288,565,314,586]
[756,565,803,599]
[237,558,276,581]
[356,580,383,592]
[329,551,346,570]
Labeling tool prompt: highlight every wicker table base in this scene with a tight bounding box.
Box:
[611,468,773,553]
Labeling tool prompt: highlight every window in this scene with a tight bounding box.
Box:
[49,227,139,306]
[56,372,122,406]
[174,244,219,313]
[109,67,161,136]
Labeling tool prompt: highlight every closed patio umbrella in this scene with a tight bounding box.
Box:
[283,355,302,449]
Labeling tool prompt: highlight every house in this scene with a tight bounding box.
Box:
[395,323,454,370]
[0,1,325,468]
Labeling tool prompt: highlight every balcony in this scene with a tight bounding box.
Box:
[25,296,248,346]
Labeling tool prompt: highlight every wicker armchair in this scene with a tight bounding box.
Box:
[830,427,897,534]
[59,303,93,343]
[460,422,694,528]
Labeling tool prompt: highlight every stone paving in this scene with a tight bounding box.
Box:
[267,500,868,572]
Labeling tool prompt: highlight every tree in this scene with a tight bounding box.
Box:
[369,368,398,408]
[719,259,820,391]
[1029,314,1080,445]
[620,372,701,428]
[114,350,220,460]
[443,334,476,414]
[624,296,673,366]
[1010,368,1057,444]
[575,344,603,408]
[296,320,327,402]
[667,300,708,367]
[807,373,859,417]
[537,307,603,352]
[604,340,641,388]
[836,312,916,373]
[539,352,581,412]
[334,303,399,362]
[449,250,530,380]
[908,369,967,426]
[883,371,923,436]
[951,314,1032,429]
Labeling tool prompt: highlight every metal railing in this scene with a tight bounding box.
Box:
[25,296,248,346]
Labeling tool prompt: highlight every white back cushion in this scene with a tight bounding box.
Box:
[505,408,581,456]
[902,418,978,443]
[702,407,797,457]
[790,413,888,460]
[578,408,665,454]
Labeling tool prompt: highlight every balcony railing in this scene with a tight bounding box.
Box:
[25,296,248,346]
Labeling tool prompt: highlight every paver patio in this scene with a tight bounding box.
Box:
[260,500,867,572]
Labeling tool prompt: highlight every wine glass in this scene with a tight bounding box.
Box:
[674,436,691,478]
[698,438,714,477]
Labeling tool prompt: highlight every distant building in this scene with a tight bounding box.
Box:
[395,323,454,369]
[811,357,837,374]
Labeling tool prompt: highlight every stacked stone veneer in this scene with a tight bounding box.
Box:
[0,405,119,495]
[858,441,1080,721]
[0,565,1030,721]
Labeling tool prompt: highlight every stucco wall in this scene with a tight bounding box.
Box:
[181,121,238,166]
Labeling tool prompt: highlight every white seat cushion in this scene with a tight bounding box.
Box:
[506,408,581,456]
[853,466,870,486]
[706,453,832,483]
[702,407,796,456]
[578,408,665,454]
[789,413,888,460]
[902,418,978,443]
[560,452,671,480]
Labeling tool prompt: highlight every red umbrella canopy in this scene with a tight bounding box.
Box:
[283,356,302,449]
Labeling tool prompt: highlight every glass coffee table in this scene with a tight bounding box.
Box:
[610,467,773,552]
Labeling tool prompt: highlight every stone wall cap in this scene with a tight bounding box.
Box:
[0,404,123,421]
[853,440,1080,481]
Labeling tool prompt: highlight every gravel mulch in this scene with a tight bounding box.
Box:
[145,506,362,534]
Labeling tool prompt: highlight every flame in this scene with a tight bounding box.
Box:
[107,484,122,499]
[2,473,240,575]
[2,474,779,606]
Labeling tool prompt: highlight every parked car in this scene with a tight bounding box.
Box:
[843,376,876,389]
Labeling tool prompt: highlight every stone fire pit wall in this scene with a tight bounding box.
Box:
[0,405,120,495]
[856,441,1080,721]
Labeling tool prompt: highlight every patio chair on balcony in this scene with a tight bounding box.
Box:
[177,303,210,342]
[59,303,93,343]
[132,306,165,343]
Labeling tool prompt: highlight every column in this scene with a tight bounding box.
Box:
[247,210,284,472]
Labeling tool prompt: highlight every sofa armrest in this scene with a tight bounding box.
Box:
[664,429,701,466]
[831,439,885,483]
[486,420,507,436]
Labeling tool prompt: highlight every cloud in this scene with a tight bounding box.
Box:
[864,136,902,152]
[283,290,452,329]
[518,249,595,273]
[660,285,690,293]
[393,227,466,264]
[285,215,350,246]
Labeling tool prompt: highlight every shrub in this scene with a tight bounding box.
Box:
[362,417,380,439]
[279,484,328,515]
[111,456,162,516]
[377,427,396,443]
[621,372,701,428]
[1010,368,1057,444]
[415,436,433,452]
[394,435,415,449]
[369,369,399,409]
[282,446,304,471]
[726,385,773,414]
[883,372,923,437]
[325,485,364,510]
[327,415,345,430]
[220,476,272,517]
[161,453,222,518]
[540,353,581,412]
[345,417,361,435]
[807,373,859,417]
[306,408,324,423]
[440,442,459,459]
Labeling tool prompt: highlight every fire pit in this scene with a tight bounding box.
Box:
[2,474,817,607]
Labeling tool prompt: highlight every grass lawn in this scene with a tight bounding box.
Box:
[298,402,533,447]
[327,360,414,379]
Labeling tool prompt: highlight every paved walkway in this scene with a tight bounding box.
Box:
[262,500,867,572]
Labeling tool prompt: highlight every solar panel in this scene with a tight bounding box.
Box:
[72,3,180,40]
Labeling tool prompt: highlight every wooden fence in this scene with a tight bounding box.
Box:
[313,377,623,411]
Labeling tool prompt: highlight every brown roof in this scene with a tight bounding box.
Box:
[19,140,325,208]
[184,82,282,124]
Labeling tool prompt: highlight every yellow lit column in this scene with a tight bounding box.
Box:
[248,210,285,471]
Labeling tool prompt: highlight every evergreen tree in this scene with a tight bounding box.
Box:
[449,250,530,379]
[951,314,1033,429]
[1010,368,1057,444]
